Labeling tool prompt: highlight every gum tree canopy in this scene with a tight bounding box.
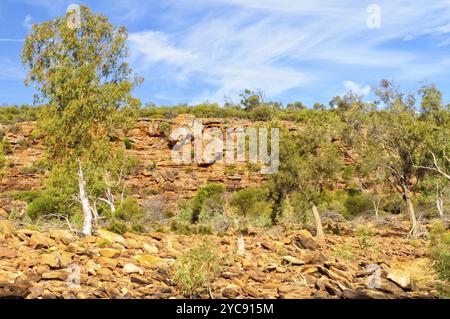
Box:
[21,5,142,236]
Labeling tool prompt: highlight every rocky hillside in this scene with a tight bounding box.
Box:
[0,218,439,299]
[0,116,300,215]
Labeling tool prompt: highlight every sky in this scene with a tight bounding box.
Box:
[1,0,450,107]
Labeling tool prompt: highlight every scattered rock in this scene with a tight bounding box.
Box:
[123,263,144,275]
[98,248,121,258]
[387,269,412,290]
[142,243,159,254]
[292,235,318,250]
[40,253,60,268]
[0,220,15,236]
[282,256,305,265]
[133,255,164,267]
[0,247,17,259]
[29,233,52,249]
[96,229,125,245]
[222,285,241,298]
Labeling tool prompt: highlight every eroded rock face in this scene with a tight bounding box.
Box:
[0,117,271,215]
[0,223,439,300]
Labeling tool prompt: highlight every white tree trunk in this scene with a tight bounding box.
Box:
[437,197,444,218]
[403,186,417,235]
[372,198,380,220]
[311,203,324,240]
[78,163,93,236]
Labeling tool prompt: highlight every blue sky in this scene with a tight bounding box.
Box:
[1,0,450,107]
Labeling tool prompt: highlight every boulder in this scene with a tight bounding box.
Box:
[292,235,318,250]
[0,247,17,259]
[0,220,15,235]
[0,283,30,298]
[142,243,159,254]
[222,285,241,298]
[98,248,121,258]
[40,254,60,268]
[41,271,68,281]
[133,255,164,267]
[387,269,412,290]
[96,257,118,269]
[282,256,305,265]
[96,229,125,245]
[130,275,149,285]
[48,229,76,245]
[29,233,52,249]
[123,263,144,275]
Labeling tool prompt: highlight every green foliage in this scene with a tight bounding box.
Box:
[240,89,264,111]
[191,183,225,223]
[429,222,450,298]
[357,225,375,250]
[123,138,133,150]
[248,104,274,121]
[344,193,373,216]
[159,122,172,137]
[269,112,344,223]
[0,105,40,124]
[333,244,355,261]
[25,165,78,220]
[231,187,271,218]
[174,241,221,297]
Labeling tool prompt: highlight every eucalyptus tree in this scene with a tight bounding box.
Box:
[270,112,344,239]
[364,80,432,236]
[22,5,141,235]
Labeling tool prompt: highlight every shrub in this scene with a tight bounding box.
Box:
[27,192,64,220]
[231,187,270,217]
[429,221,450,298]
[344,193,373,216]
[107,198,145,234]
[123,137,133,150]
[174,241,221,297]
[333,244,355,261]
[191,183,225,223]
[249,104,274,121]
[357,225,375,250]
[159,122,172,138]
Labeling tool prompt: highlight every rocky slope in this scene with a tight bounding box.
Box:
[1,116,296,215]
[0,218,439,299]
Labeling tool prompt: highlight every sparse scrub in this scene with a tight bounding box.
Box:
[174,241,221,297]
[429,221,450,298]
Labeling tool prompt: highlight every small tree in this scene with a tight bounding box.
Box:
[270,113,343,239]
[364,80,432,236]
[22,6,141,235]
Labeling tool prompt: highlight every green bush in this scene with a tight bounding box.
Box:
[429,221,450,298]
[123,137,133,150]
[344,193,373,216]
[107,198,145,234]
[249,104,274,121]
[174,241,221,297]
[159,122,172,137]
[27,192,64,220]
[231,187,270,217]
[191,183,225,223]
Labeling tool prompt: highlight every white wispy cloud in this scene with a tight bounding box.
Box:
[343,81,371,96]
[0,58,25,80]
[127,0,450,104]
